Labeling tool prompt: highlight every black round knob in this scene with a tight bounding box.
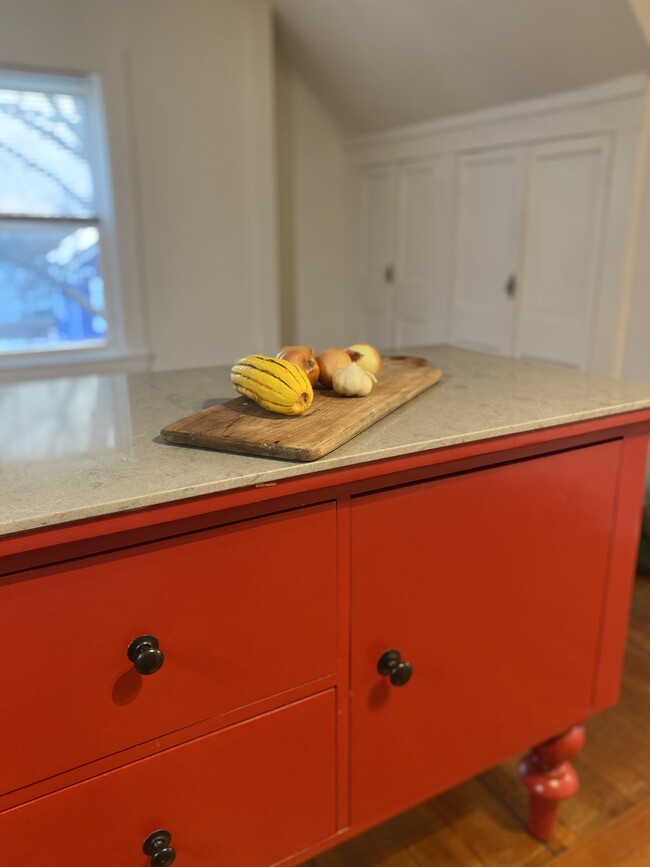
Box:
[151,849,176,867]
[128,635,164,675]
[143,830,176,866]
[377,648,413,687]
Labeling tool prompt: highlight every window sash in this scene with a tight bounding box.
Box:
[0,69,114,360]
[0,217,108,360]
[0,70,100,220]
[0,68,92,99]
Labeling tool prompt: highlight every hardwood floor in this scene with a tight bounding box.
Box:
[304,575,650,866]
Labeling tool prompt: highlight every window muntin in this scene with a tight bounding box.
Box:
[0,70,108,355]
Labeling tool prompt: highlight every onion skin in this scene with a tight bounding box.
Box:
[346,343,381,374]
[277,345,320,386]
[316,347,351,389]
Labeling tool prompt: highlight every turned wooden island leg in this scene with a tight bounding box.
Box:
[516,724,586,841]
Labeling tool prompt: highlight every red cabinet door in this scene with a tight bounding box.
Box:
[1,691,336,867]
[350,442,621,826]
[0,502,337,794]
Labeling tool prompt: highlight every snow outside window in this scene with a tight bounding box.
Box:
[0,70,110,357]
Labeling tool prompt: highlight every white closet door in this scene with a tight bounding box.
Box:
[357,166,395,347]
[515,136,611,369]
[393,160,439,347]
[451,148,526,355]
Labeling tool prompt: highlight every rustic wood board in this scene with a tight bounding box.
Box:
[160,355,442,462]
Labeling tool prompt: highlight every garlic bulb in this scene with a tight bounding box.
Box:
[332,362,377,397]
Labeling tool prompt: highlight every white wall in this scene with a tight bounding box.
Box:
[275,46,352,352]
[0,0,279,374]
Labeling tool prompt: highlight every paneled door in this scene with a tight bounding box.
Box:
[515,136,611,368]
[450,147,526,355]
[357,158,448,349]
[357,165,396,347]
[393,160,445,347]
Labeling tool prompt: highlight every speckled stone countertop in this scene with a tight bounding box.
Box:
[3,345,650,537]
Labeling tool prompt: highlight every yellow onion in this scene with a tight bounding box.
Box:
[346,343,381,374]
[316,347,351,389]
[277,345,320,386]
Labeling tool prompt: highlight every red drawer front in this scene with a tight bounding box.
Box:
[350,442,621,826]
[1,690,336,867]
[0,502,337,795]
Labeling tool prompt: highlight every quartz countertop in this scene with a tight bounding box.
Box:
[3,345,650,538]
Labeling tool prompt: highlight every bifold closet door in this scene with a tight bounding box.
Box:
[450,147,526,355]
[357,165,396,347]
[450,136,611,369]
[393,159,447,347]
[515,135,611,369]
[357,159,446,349]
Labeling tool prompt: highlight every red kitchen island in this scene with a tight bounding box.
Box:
[1,346,649,866]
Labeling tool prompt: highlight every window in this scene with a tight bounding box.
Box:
[0,69,110,359]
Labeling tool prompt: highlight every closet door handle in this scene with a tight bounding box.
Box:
[505,274,517,298]
[384,264,395,284]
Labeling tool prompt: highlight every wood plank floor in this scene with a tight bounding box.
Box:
[304,575,650,866]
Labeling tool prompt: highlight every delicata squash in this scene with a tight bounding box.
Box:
[231,354,314,416]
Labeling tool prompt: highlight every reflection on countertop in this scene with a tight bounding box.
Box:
[0,375,131,465]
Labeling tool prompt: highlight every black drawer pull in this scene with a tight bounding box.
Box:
[128,635,164,675]
[143,829,176,866]
[377,648,412,686]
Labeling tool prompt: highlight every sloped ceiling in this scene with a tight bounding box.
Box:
[273,0,650,134]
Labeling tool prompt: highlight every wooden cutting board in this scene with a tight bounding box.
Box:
[160,355,442,462]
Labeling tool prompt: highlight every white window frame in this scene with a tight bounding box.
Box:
[0,67,131,377]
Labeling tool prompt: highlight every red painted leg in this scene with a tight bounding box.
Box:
[516,725,585,841]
